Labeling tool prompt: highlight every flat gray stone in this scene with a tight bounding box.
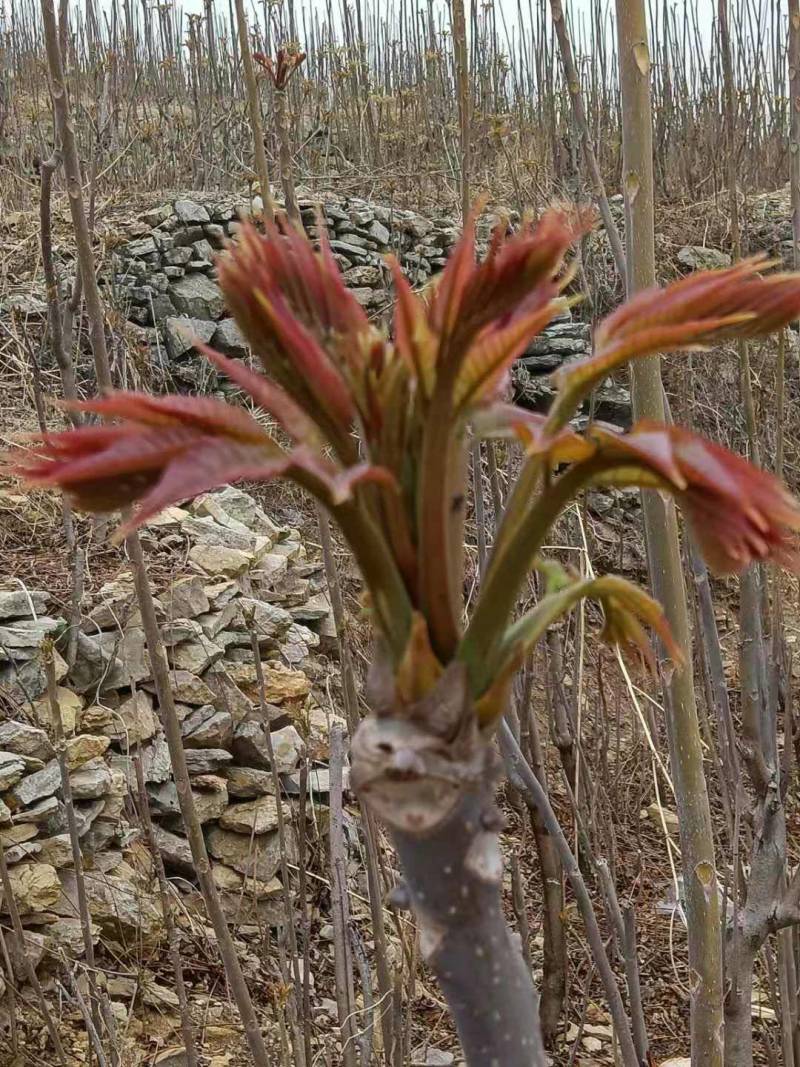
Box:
[36,834,73,868]
[328,240,369,262]
[192,780,228,823]
[183,749,233,776]
[86,577,135,630]
[677,245,732,271]
[0,722,54,761]
[0,616,63,658]
[143,670,214,706]
[212,317,248,358]
[368,219,391,246]
[174,199,210,224]
[164,246,193,267]
[69,632,126,692]
[169,274,225,320]
[191,239,215,263]
[0,752,27,791]
[206,825,291,882]
[69,759,113,800]
[169,636,224,675]
[181,705,232,750]
[154,826,195,876]
[74,798,105,837]
[147,780,180,817]
[9,761,62,807]
[5,840,42,864]
[160,618,203,646]
[101,690,158,747]
[0,589,49,620]
[162,576,210,619]
[238,597,292,639]
[223,765,276,798]
[219,796,287,835]
[123,236,157,258]
[116,625,151,684]
[204,222,227,246]
[201,487,283,537]
[164,316,216,360]
[11,795,60,825]
[149,294,176,325]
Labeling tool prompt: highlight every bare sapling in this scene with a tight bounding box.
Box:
[548,0,626,285]
[233,0,276,223]
[124,532,273,1067]
[132,746,200,1067]
[615,1,724,1061]
[10,202,800,1062]
[254,48,306,226]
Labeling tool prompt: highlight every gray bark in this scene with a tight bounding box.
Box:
[351,665,547,1067]
[391,780,546,1066]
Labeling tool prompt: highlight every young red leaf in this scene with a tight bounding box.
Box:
[430,206,590,369]
[6,391,394,535]
[253,48,306,88]
[589,421,800,573]
[453,293,563,410]
[199,346,320,444]
[552,257,800,421]
[388,257,437,398]
[472,403,593,464]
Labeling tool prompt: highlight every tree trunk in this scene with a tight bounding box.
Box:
[351,674,548,1066]
[725,941,757,1062]
[391,777,546,1066]
[274,85,299,225]
[548,0,626,284]
[791,0,800,273]
[233,0,275,223]
[41,0,111,393]
[614,4,724,1064]
[450,0,470,223]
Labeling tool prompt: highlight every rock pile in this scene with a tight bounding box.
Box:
[111,192,460,387]
[510,308,630,426]
[108,191,603,411]
[0,485,345,962]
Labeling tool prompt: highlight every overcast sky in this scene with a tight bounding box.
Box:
[161,0,722,42]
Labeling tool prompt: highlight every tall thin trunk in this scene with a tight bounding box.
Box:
[274,85,299,225]
[548,0,627,284]
[523,693,565,1046]
[45,644,104,1049]
[329,725,358,1067]
[791,0,800,273]
[390,777,547,1065]
[718,7,789,1066]
[133,753,200,1067]
[39,153,79,421]
[41,0,111,393]
[450,0,470,222]
[499,722,639,1067]
[614,4,724,1064]
[126,532,272,1067]
[233,0,275,223]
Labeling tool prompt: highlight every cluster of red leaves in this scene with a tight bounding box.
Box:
[8,208,800,702]
[253,49,306,89]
